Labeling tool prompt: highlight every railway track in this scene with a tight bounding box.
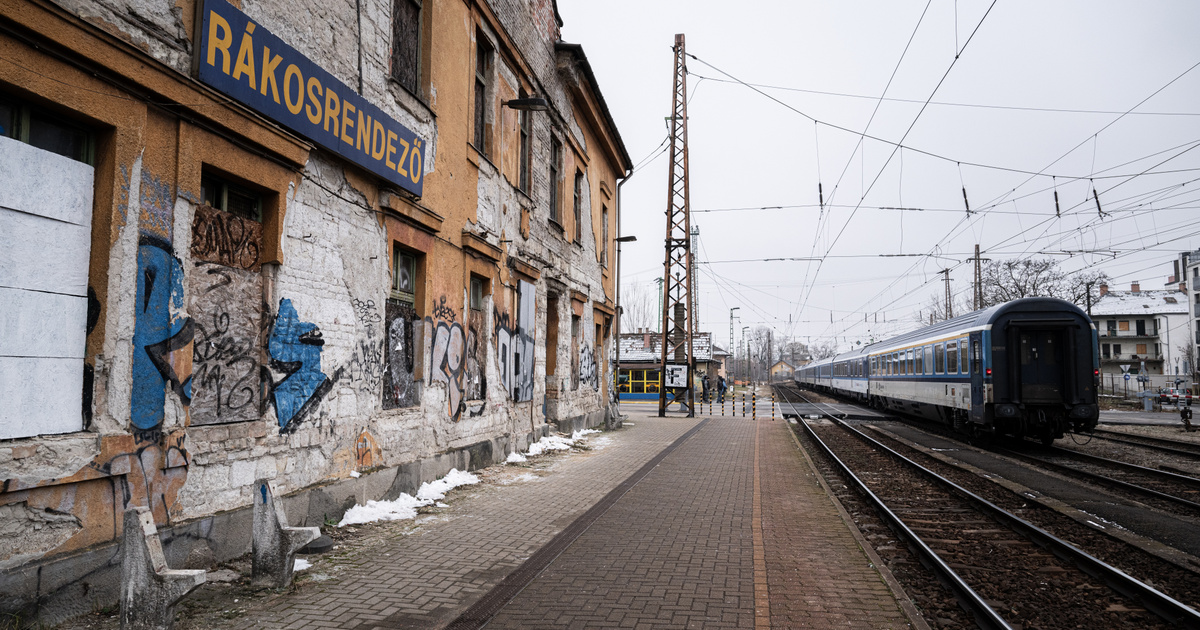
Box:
[1090,427,1200,460]
[775,384,1200,629]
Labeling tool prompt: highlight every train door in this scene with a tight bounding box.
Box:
[1018,329,1064,402]
[969,332,984,411]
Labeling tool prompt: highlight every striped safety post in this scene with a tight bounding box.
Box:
[752,391,757,421]
[772,392,777,421]
[721,397,725,416]
[741,391,746,418]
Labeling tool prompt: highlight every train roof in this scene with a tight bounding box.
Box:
[811,297,1089,365]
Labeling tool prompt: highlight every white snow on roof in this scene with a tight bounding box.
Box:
[618,331,715,362]
[1090,290,1188,316]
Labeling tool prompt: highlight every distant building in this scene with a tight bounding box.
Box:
[1091,282,1189,379]
[616,330,724,399]
[769,360,795,382]
[1175,250,1200,381]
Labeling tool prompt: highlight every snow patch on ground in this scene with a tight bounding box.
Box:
[337,469,479,527]
[293,558,312,571]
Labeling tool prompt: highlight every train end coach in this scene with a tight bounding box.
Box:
[796,297,1100,444]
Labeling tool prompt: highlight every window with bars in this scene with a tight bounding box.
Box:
[201,173,263,222]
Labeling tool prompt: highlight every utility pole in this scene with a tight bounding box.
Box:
[942,268,953,320]
[658,34,695,418]
[729,307,739,375]
[968,244,990,311]
[691,226,700,335]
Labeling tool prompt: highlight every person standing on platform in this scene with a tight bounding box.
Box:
[701,374,710,402]
[717,375,727,404]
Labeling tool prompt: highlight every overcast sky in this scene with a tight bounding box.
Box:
[560,1,1200,355]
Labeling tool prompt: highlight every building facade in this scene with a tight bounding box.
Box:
[1091,282,1189,387]
[1176,250,1200,382]
[615,330,724,400]
[0,0,628,620]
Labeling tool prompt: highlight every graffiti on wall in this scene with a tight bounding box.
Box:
[382,299,419,409]
[464,309,486,402]
[579,345,598,390]
[352,298,383,338]
[0,429,190,564]
[495,280,535,402]
[190,204,262,271]
[267,298,335,432]
[190,262,263,425]
[132,236,194,430]
[428,317,466,421]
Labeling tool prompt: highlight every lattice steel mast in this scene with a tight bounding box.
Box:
[659,34,695,417]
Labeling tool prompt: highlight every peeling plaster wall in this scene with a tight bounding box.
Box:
[0,0,624,619]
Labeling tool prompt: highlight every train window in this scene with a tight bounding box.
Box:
[959,339,968,373]
[915,347,924,375]
[946,341,958,374]
[924,346,932,375]
[934,344,944,374]
[907,349,914,375]
[971,340,982,375]
[892,352,898,375]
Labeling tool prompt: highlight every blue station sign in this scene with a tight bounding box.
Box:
[197,0,424,196]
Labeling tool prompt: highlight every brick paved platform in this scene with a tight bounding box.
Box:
[213,408,922,629]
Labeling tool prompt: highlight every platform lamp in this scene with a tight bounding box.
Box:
[614,235,638,413]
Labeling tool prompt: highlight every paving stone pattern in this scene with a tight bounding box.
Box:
[757,419,912,629]
[485,415,913,629]
[224,411,915,629]
[228,417,701,629]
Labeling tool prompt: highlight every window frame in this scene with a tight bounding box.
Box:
[391,243,418,304]
[0,93,95,164]
[473,33,493,156]
[549,136,563,224]
[518,94,531,194]
[573,169,583,243]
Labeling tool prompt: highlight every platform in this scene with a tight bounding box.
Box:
[190,410,922,629]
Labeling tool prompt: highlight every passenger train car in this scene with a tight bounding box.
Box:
[796,297,1099,443]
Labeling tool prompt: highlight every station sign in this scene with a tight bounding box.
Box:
[196,0,425,196]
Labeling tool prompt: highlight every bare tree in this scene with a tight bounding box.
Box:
[620,280,660,332]
[979,258,1111,310]
[1180,343,1197,382]
[914,291,974,324]
[810,339,839,360]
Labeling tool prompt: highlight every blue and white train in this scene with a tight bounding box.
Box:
[796,297,1100,443]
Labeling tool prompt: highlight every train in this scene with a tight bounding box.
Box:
[795,297,1100,443]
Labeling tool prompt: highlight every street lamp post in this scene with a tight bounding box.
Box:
[614,234,638,415]
[741,325,750,385]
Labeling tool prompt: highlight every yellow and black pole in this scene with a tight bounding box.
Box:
[752,390,757,421]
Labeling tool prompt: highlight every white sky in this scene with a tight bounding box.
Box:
[559,1,1200,354]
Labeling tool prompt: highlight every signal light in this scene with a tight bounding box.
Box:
[986,368,992,376]
[1094,369,1100,376]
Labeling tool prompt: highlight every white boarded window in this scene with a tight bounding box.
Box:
[0,135,94,438]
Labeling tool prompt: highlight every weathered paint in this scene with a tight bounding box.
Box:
[267,298,332,431]
[131,236,194,431]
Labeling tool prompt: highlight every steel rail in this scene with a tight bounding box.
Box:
[1090,428,1200,460]
[1048,446,1200,489]
[804,394,1200,628]
[773,385,1014,630]
[996,447,1200,512]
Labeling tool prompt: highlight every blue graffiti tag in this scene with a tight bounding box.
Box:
[268,298,333,431]
[131,236,194,430]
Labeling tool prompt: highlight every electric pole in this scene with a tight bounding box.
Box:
[658,34,695,417]
[968,244,989,311]
[943,268,953,320]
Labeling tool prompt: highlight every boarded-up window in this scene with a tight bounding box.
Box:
[391,0,421,94]
[1118,320,1130,331]
[189,197,264,426]
[0,134,94,438]
[1136,344,1147,355]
